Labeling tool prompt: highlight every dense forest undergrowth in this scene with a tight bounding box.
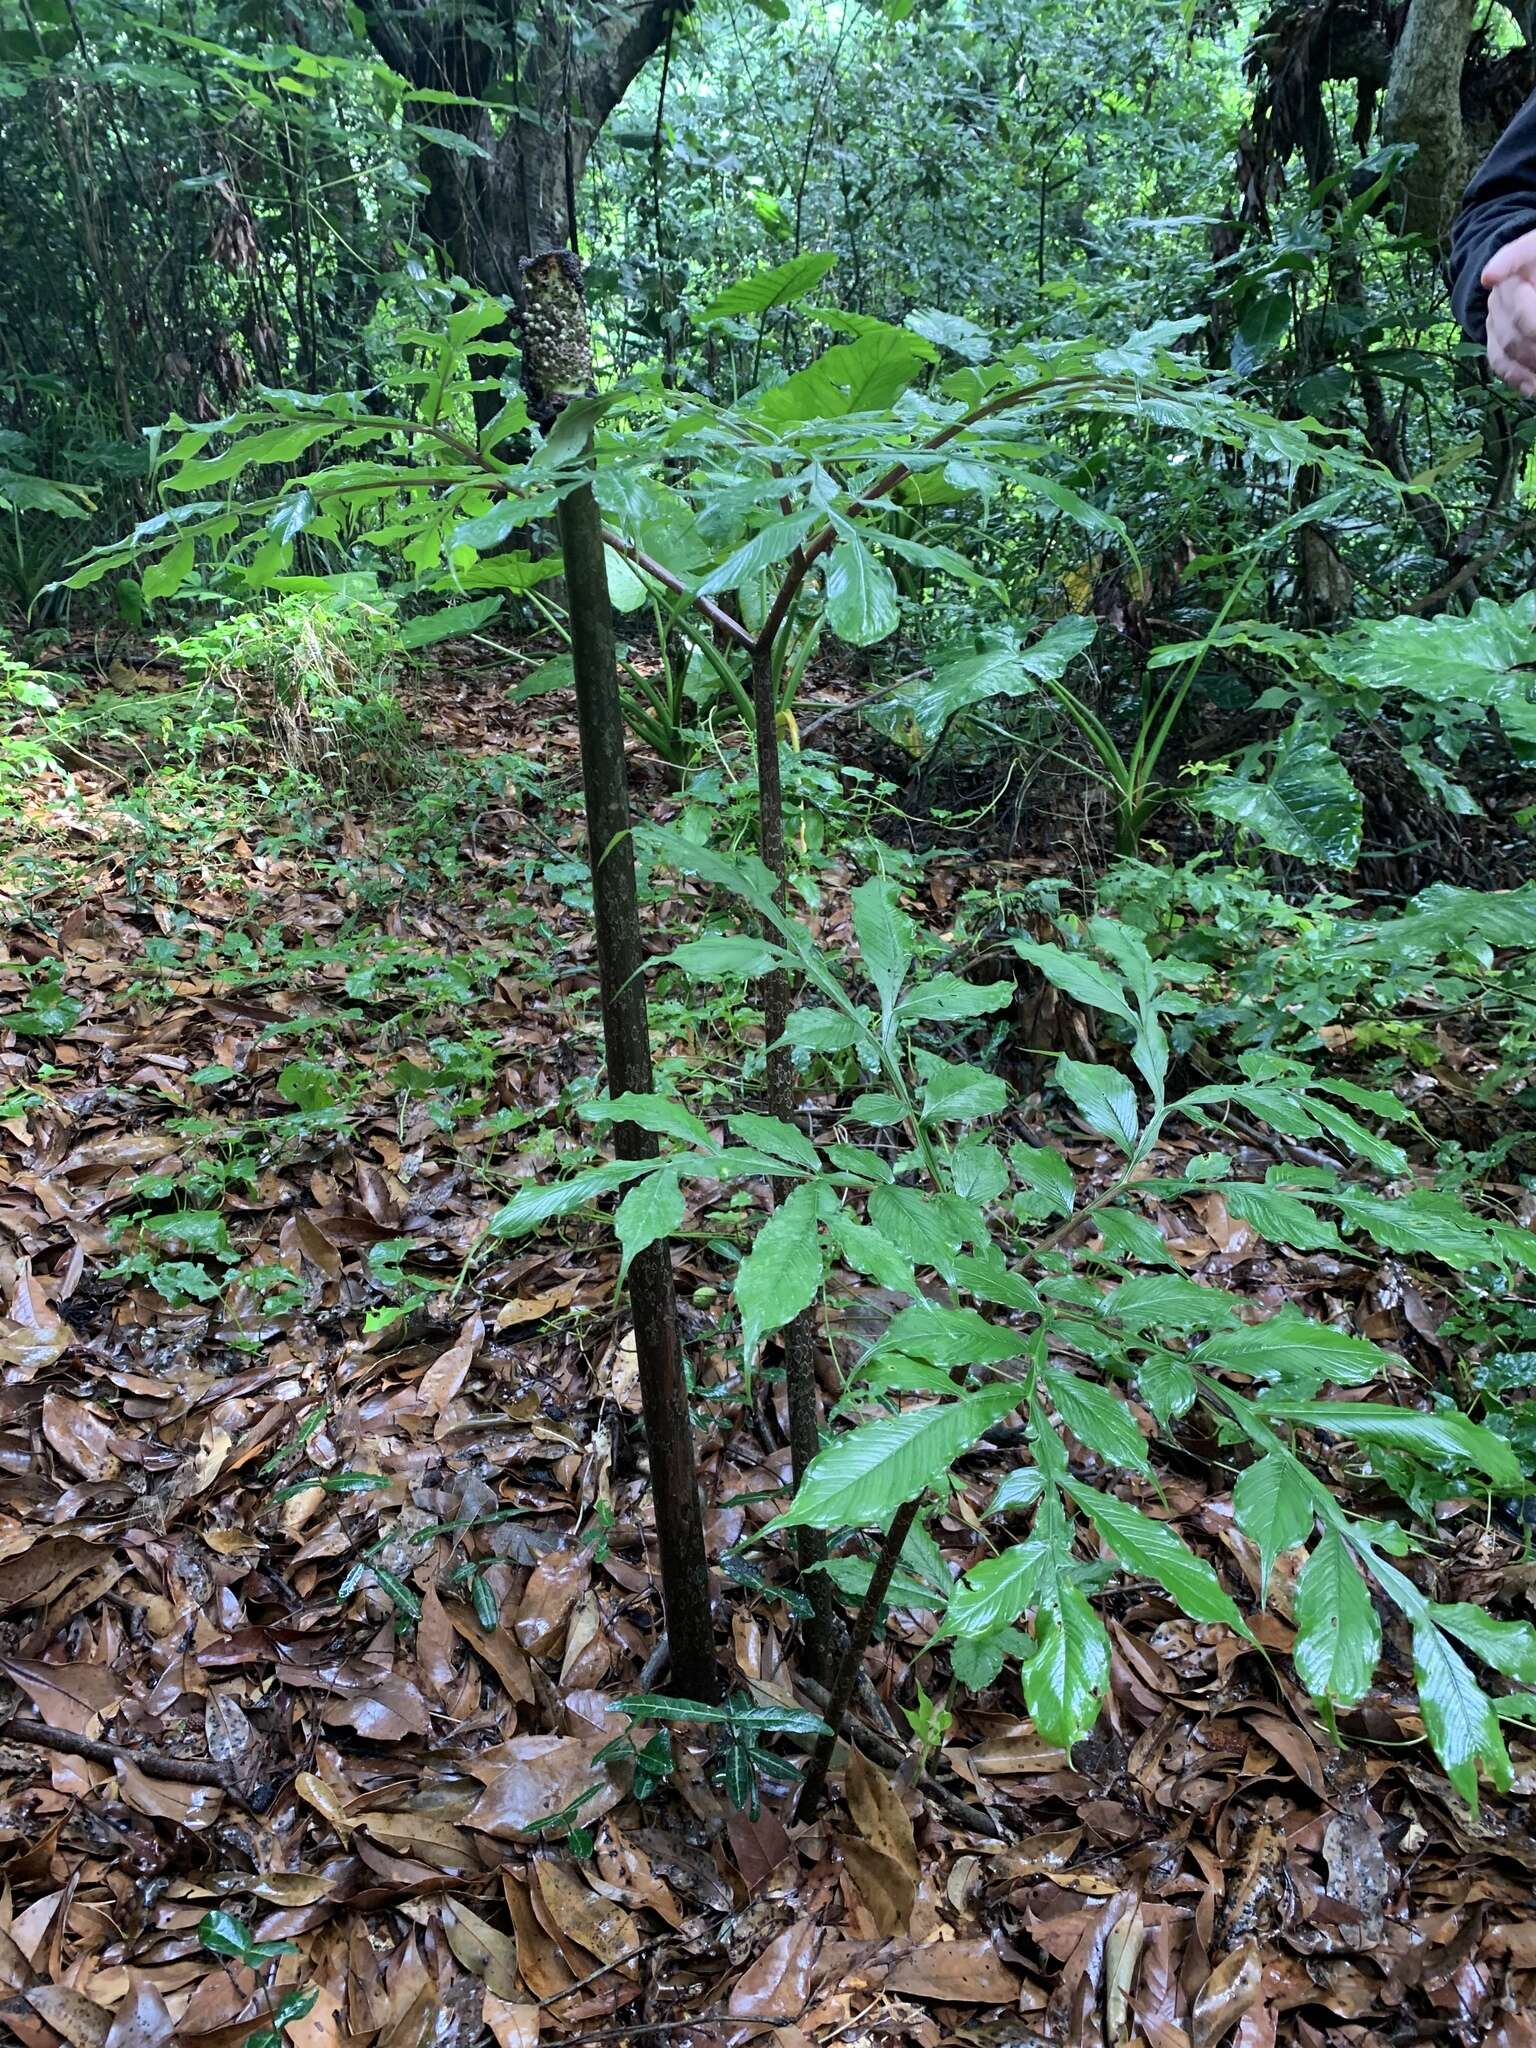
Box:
[5,0,1536,2043]
[3,610,1536,2047]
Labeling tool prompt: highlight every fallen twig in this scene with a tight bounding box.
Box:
[794,1677,1010,1842]
[1,1718,236,1793]
[550,2019,793,2046]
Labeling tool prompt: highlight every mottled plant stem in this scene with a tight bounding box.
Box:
[748,635,833,1678]
[524,248,718,1705]
[795,1496,921,1819]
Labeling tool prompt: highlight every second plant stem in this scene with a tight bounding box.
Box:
[748,635,836,1679]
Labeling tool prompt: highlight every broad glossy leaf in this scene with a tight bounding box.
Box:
[987,1468,1045,1517]
[820,1207,919,1296]
[905,307,992,361]
[1350,880,1536,961]
[667,935,783,979]
[1135,1352,1197,1427]
[699,251,838,320]
[1260,1401,1521,1487]
[1055,1057,1139,1153]
[1065,1480,1247,1631]
[951,1251,1040,1314]
[895,973,1013,1024]
[1009,1142,1075,1217]
[950,1136,1008,1204]
[1013,939,1135,1025]
[727,1112,818,1172]
[877,1301,1030,1370]
[918,1058,1007,1123]
[1293,1530,1379,1706]
[1015,470,1125,541]
[737,1182,821,1372]
[772,1382,1023,1531]
[892,616,1097,749]
[782,1006,863,1053]
[400,595,502,647]
[604,545,649,612]
[754,326,932,424]
[489,1159,653,1239]
[1232,1452,1313,1598]
[1200,726,1361,868]
[866,1185,988,1282]
[946,1539,1047,1637]
[581,1091,712,1147]
[1109,1272,1239,1333]
[1195,1311,1393,1390]
[1413,1620,1512,1812]
[1023,1579,1112,1751]
[1043,1368,1152,1477]
[1327,596,1536,754]
[142,536,195,604]
[1231,289,1290,374]
[1220,1182,1344,1252]
[615,1169,684,1282]
[1329,1189,1503,1271]
[1432,1602,1536,1684]
[826,537,899,646]
[1301,1095,1408,1176]
[698,513,818,597]
[852,877,914,1023]
[267,489,314,543]
[1091,1207,1178,1270]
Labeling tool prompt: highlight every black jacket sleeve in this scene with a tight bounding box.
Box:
[1450,93,1536,342]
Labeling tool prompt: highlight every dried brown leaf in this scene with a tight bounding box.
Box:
[727,1921,819,2021]
[1192,1940,1262,2048]
[442,1899,521,1999]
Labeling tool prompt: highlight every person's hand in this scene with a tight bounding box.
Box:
[1482,228,1536,395]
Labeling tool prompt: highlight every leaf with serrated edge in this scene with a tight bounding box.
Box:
[771,1383,1023,1532]
[1232,1452,1314,1599]
[736,1182,821,1373]
[1413,1620,1512,1813]
[1023,1579,1111,1751]
[1064,1480,1247,1632]
[1293,1529,1379,1707]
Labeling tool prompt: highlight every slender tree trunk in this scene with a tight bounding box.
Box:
[748,638,834,1678]
[1381,0,1477,238]
[522,249,718,1705]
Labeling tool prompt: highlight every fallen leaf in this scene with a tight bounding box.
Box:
[1192,1940,1262,2048]
[102,1977,175,2048]
[41,1392,120,1481]
[25,1986,112,2048]
[884,1935,1020,2003]
[443,1898,521,1998]
[727,1921,819,2020]
[504,1871,576,2000]
[0,1274,71,1373]
[533,1856,639,1968]
[464,1736,624,1840]
[513,1548,590,1656]
[482,1994,540,2048]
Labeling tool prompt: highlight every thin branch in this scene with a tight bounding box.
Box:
[2,1718,237,1792]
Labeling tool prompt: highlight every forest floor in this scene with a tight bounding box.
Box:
[1,650,1534,2048]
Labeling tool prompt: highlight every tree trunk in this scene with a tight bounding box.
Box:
[359,1,679,306]
[1380,0,1477,239]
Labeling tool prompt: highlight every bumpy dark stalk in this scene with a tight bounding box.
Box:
[795,1496,920,1819]
[748,636,833,1678]
[524,248,718,1705]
